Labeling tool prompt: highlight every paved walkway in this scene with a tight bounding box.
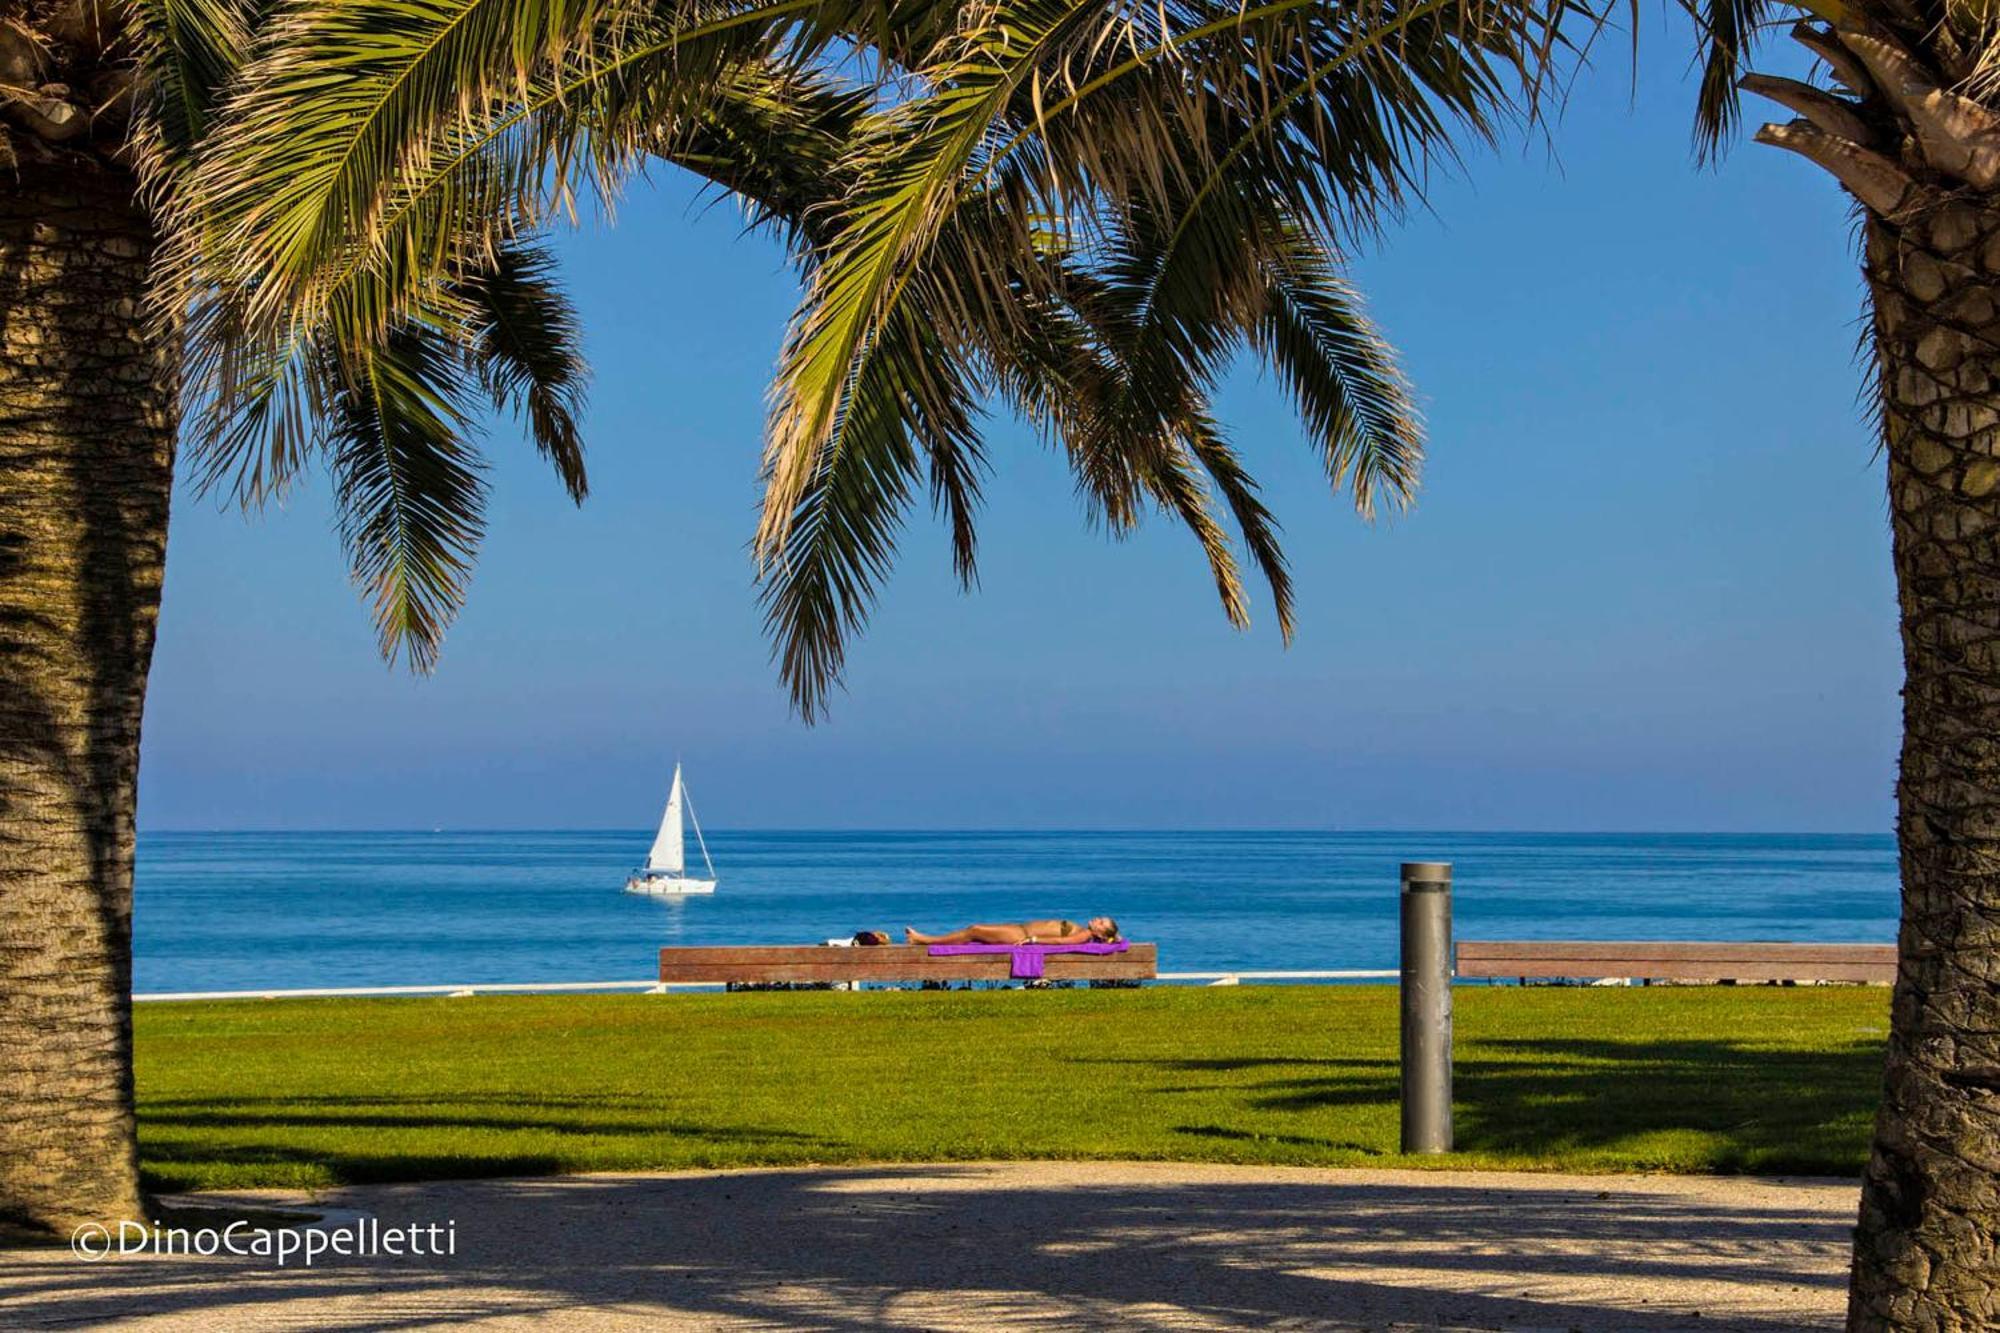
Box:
[2,1164,1856,1330]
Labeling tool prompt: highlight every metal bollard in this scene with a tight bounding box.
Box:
[1400,861,1453,1153]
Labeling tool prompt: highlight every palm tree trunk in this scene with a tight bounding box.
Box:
[0,161,174,1233]
[1849,206,2000,1329]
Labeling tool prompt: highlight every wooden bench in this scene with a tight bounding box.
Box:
[1455,940,1897,985]
[658,943,1159,988]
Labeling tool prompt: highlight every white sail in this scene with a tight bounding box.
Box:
[625,762,716,893]
[645,766,686,873]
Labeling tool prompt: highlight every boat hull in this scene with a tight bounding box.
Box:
[626,874,717,896]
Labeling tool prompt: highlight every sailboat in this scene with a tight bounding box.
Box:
[625,763,717,895]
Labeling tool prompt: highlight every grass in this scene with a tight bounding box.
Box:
[134,985,1889,1193]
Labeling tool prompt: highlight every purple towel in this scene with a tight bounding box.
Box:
[926,940,1129,980]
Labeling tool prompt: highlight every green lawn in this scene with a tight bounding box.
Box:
[134,985,1888,1192]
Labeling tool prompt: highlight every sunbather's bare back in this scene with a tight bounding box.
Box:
[905,916,1118,946]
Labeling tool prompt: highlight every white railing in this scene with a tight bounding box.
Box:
[133,980,674,1002]
[131,969,1397,1002]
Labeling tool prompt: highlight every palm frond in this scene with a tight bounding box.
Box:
[129,0,254,162]
[925,424,987,589]
[757,0,1090,563]
[758,303,983,722]
[324,320,489,672]
[1687,0,1774,162]
[655,61,870,246]
[1253,221,1422,518]
[184,0,853,345]
[187,0,637,333]
[185,231,591,670]
[1138,435,1254,631]
[1177,414,1296,641]
[758,0,1565,563]
[459,239,590,500]
[180,297,327,506]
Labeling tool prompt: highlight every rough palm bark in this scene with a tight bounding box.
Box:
[1851,202,2000,1332]
[0,158,171,1232]
[1747,19,2000,1329]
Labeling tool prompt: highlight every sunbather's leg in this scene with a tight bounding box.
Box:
[905,924,1027,945]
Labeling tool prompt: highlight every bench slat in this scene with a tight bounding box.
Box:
[1456,941,1896,963]
[1455,940,1895,982]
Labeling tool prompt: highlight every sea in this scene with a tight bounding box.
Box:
[132,831,1900,994]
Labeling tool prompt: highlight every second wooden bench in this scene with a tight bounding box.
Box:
[1455,939,1896,984]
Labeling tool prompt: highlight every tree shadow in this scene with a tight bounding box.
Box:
[1171,1123,1386,1155]
[1088,1031,1878,1174]
[143,1099,837,1143]
[136,1093,852,1191]
[1450,1038,1880,1172]
[0,1166,1853,1330]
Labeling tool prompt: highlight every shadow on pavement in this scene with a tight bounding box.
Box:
[1,1165,1855,1331]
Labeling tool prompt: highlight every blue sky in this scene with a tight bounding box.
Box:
[136,22,1900,832]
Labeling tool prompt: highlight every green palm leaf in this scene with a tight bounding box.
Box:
[757,0,1558,581]
[1176,414,1296,641]
[758,303,983,721]
[186,237,592,664]
[1688,0,1775,160]
[460,240,590,501]
[188,0,676,342]
[757,0,1091,562]
[1252,221,1422,518]
[130,0,253,161]
[323,320,488,671]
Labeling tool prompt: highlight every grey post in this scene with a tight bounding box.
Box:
[1399,861,1453,1153]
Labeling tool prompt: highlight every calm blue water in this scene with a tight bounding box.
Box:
[131,831,1900,993]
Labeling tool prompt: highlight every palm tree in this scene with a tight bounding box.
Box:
[1684,5,2000,1323]
[0,0,587,1232]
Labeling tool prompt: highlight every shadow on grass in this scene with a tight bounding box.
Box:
[1172,1124,1386,1155]
[1453,1038,1880,1171]
[1095,1033,1880,1174]
[5,1167,1853,1331]
[136,1029,1880,1191]
[144,1099,835,1142]
[138,1096,850,1189]
[140,1142,569,1187]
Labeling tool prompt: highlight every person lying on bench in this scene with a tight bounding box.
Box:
[905,917,1120,946]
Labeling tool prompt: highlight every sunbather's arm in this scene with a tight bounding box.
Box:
[1041,927,1096,945]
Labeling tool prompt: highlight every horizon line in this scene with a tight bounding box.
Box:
[135,825,1894,838]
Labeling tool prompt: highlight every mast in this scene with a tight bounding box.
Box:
[684,785,716,879]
